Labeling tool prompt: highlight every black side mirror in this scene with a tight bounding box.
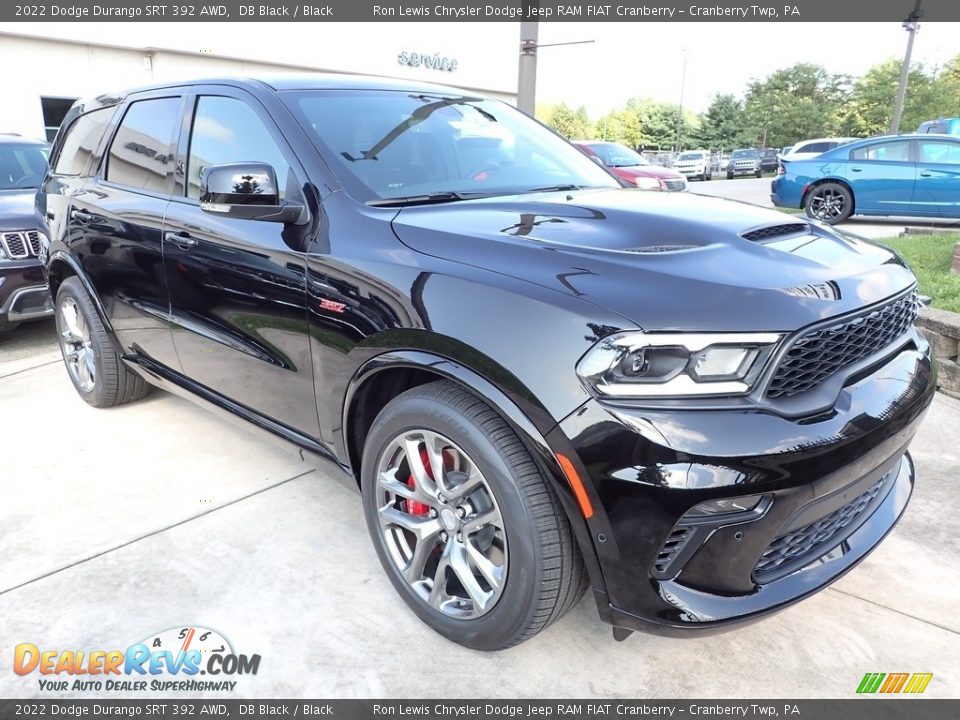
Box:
[200,162,303,223]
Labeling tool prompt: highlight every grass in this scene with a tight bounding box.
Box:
[880,233,960,314]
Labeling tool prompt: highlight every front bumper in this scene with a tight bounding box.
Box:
[552,343,934,635]
[0,260,53,327]
[728,164,760,175]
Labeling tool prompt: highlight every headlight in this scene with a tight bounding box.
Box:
[576,331,782,398]
[632,176,662,190]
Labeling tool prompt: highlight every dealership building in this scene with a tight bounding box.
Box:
[0,24,519,141]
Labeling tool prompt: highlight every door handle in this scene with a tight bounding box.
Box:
[164,232,199,249]
[850,167,863,172]
[919,172,932,177]
[71,209,95,223]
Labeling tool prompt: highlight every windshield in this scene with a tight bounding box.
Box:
[286,90,620,202]
[732,149,758,159]
[586,143,649,167]
[678,152,704,161]
[0,143,49,190]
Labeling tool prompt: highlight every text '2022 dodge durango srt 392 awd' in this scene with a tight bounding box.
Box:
[38,76,934,650]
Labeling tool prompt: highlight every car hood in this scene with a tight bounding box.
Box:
[0,189,40,232]
[390,189,915,332]
[613,165,682,180]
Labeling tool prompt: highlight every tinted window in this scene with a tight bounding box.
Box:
[919,141,960,165]
[850,141,910,162]
[106,98,180,193]
[0,144,49,190]
[187,96,290,200]
[52,108,113,176]
[288,91,618,201]
[799,142,830,154]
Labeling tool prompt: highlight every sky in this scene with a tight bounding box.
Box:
[6,21,960,116]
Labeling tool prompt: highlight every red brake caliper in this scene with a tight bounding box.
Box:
[405,447,455,516]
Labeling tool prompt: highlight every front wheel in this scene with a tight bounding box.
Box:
[804,182,853,224]
[361,380,587,650]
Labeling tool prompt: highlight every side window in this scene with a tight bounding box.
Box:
[52,107,114,176]
[802,142,829,154]
[186,96,290,200]
[919,141,960,165]
[850,141,910,163]
[106,98,181,193]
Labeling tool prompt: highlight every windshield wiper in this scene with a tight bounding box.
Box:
[367,191,476,207]
[518,184,584,194]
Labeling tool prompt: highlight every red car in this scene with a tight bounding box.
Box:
[572,141,687,191]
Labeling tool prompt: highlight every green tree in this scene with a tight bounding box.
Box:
[594,112,624,142]
[743,63,849,147]
[838,58,946,136]
[540,102,593,139]
[694,93,751,151]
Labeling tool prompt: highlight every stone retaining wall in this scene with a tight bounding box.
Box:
[918,307,960,400]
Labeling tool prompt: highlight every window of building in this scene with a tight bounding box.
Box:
[41,96,79,142]
[186,96,290,200]
[52,107,115,176]
[106,97,181,194]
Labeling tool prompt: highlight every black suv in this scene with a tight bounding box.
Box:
[39,76,934,650]
[1,135,53,332]
[759,147,779,173]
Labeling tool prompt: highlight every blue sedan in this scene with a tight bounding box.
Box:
[771,134,960,224]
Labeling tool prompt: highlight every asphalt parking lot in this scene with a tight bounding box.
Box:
[1,341,959,698]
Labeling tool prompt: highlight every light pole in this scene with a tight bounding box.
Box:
[516,20,595,117]
[674,50,688,152]
[890,0,924,134]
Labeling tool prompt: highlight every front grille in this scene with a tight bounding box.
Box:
[663,178,686,192]
[766,291,919,399]
[653,526,694,577]
[754,473,890,583]
[741,223,809,242]
[1,231,42,260]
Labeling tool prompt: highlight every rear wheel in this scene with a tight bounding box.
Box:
[361,380,587,650]
[804,182,853,224]
[55,277,149,408]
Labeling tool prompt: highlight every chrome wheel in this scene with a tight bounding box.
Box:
[375,429,507,619]
[59,296,96,392]
[808,187,848,220]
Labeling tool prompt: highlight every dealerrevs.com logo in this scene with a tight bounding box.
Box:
[14,627,261,693]
[856,672,934,694]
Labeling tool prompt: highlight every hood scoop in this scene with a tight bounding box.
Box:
[741,222,810,242]
[620,245,699,254]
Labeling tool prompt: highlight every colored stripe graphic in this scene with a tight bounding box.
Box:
[857,672,933,694]
[904,673,933,694]
[880,673,909,693]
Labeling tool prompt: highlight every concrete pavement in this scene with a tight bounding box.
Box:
[1,355,959,698]
[689,176,960,240]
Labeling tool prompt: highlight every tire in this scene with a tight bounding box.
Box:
[727,172,734,180]
[55,276,149,408]
[361,380,588,650]
[755,169,762,178]
[804,181,853,225]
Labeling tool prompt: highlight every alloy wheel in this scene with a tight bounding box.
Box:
[59,296,96,392]
[374,429,508,619]
[808,187,848,220]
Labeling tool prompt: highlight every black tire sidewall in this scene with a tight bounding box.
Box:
[360,392,543,651]
[55,278,109,406]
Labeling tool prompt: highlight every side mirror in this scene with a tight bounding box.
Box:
[200,162,303,223]
[589,155,606,167]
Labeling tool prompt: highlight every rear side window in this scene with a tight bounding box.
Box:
[186,96,290,200]
[850,141,910,162]
[106,97,181,194]
[52,107,113,176]
[799,142,830,154]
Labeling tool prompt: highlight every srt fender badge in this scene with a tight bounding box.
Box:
[319,299,346,313]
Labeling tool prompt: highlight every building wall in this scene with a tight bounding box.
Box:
[0,27,518,141]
